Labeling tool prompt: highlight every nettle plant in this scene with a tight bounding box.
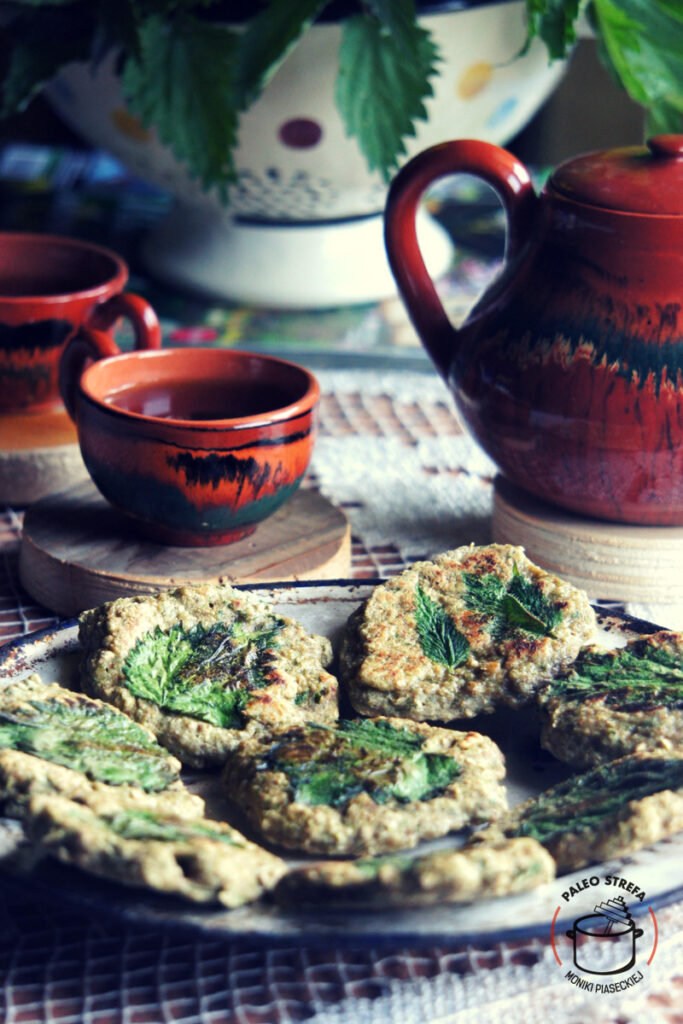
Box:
[0,0,681,202]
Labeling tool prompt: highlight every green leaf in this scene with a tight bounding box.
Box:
[503,572,561,638]
[0,696,178,791]
[512,755,683,844]
[335,9,439,181]
[106,808,242,845]
[524,0,582,59]
[262,720,461,809]
[233,0,328,110]
[414,586,470,668]
[463,568,561,639]
[120,13,240,201]
[591,0,683,129]
[525,0,683,132]
[549,637,683,709]
[463,573,506,617]
[123,617,284,729]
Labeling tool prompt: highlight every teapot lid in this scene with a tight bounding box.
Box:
[548,135,683,215]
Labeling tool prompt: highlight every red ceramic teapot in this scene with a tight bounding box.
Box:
[384,136,683,525]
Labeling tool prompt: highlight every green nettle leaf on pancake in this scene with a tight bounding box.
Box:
[463,566,561,638]
[548,641,683,710]
[261,719,462,809]
[122,617,285,729]
[414,585,470,667]
[509,756,683,844]
[105,809,243,846]
[0,698,177,792]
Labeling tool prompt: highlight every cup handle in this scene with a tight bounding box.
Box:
[59,292,161,421]
[86,292,162,351]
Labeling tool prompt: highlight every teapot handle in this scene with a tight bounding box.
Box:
[384,139,538,379]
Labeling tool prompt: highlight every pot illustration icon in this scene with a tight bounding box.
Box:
[566,897,643,975]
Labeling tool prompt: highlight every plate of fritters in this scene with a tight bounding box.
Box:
[0,544,681,946]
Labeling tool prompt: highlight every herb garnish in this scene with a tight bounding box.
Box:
[105,809,242,846]
[123,617,284,729]
[0,697,178,792]
[261,719,461,809]
[549,640,683,710]
[464,566,561,639]
[510,756,683,844]
[414,585,470,667]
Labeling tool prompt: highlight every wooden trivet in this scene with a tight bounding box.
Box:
[492,475,683,603]
[0,407,88,506]
[19,480,351,616]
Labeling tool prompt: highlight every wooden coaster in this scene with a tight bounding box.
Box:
[0,407,88,505]
[20,480,351,616]
[492,475,683,603]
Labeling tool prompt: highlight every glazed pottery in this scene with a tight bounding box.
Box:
[0,233,160,413]
[384,135,683,525]
[59,340,320,546]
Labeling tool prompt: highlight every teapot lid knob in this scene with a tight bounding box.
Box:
[647,135,683,158]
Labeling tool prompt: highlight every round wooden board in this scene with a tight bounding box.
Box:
[492,475,683,603]
[0,407,88,505]
[19,480,351,616]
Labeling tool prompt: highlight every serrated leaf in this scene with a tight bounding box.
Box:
[504,572,560,638]
[549,638,683,709]
[524,0,582,58]
[463,572,506,617]
[123,618,284,729]
[120,13,239,200]
[463,567,561,639]
[414,585,470,668]
[513,755,683,844]
[592,0,683,127]
[335,10,439,181]
[0,696,178,791]
[233,0,328,110]
[263,720,461,809]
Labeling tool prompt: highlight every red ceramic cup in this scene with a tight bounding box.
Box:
[0,233,161,413]
[59,336,320,546]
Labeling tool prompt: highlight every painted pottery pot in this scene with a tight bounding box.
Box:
[59,338,319,546]
[44,2,566,307]
[385,135,683,525]
[0,233,159,413]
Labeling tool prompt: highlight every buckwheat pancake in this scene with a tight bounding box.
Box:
[538,631,683,768]
[339,544,596,722]
[274,837,555,909]
[469,751,683,873]
[222,716,507,856]
[79,582,338,768]
[24,795,287,907]
[0,675,183,791]
[0,749,204,820]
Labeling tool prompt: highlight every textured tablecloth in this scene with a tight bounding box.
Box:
[0,144,681,1023]
[1,370,683,1024]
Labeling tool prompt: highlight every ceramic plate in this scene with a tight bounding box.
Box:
[0,581,681,948]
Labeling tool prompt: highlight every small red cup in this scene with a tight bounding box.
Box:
[0,233,160,413]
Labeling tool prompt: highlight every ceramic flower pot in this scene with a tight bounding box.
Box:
[45,1,566,307]
[384,135,683,525]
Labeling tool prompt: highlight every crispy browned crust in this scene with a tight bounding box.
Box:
[339,544,596,722]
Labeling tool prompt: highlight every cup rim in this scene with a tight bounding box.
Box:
[0,232,128,303]
[79,347,320,429]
